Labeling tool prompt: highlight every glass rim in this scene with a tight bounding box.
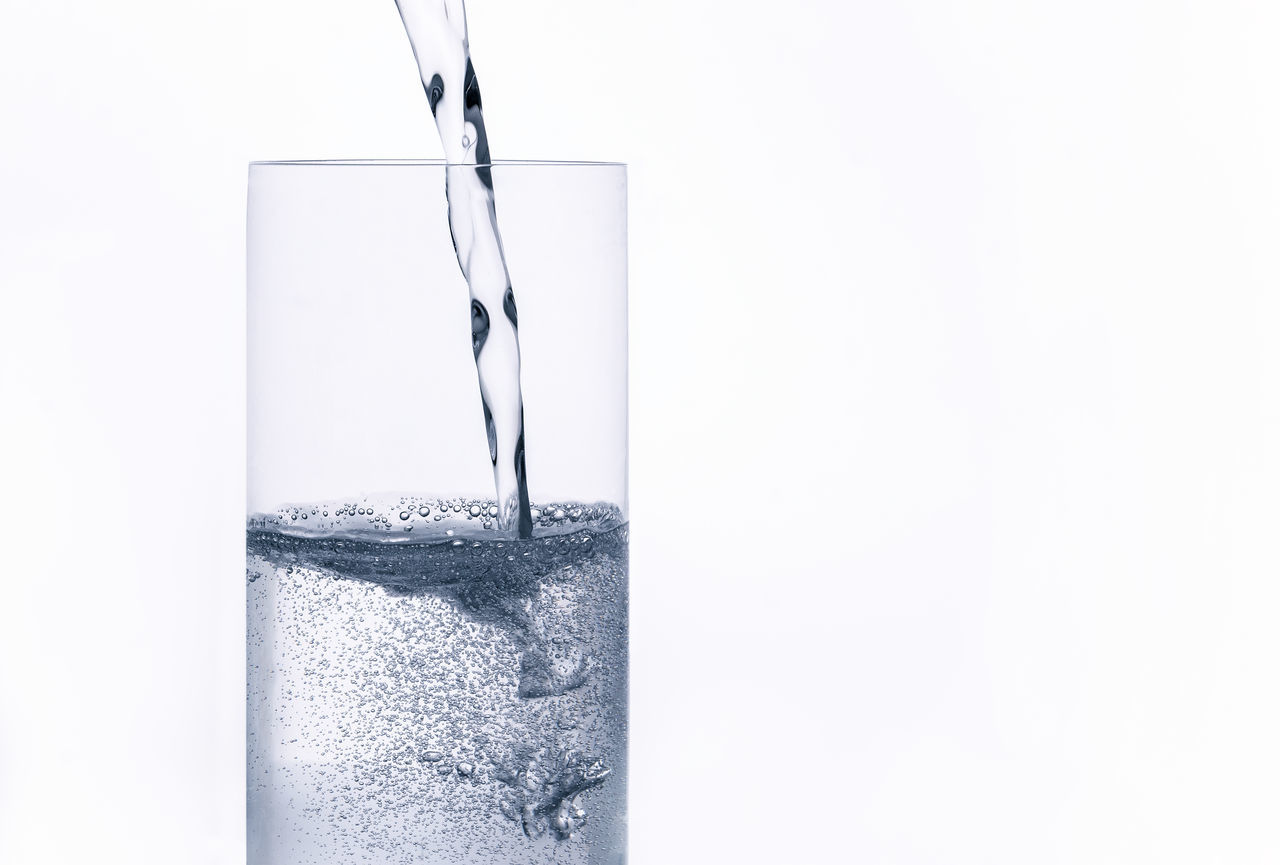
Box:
[249,158,625,168]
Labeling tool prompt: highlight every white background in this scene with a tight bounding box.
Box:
[1,1,1278,862]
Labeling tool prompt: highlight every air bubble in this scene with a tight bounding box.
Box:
[399,511,410,521]
[469,505,481,517]
[246,498,627,846]
[418,506,430,517]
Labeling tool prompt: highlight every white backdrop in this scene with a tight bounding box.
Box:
[2,1,1278,862]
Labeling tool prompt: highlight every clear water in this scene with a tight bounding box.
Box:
[247,498,628,863]
[248,4,626,861]
[393,0,532,537]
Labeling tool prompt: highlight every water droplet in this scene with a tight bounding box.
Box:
[399,511,410,520]
[418,506,430,517]
[456,762,474,777]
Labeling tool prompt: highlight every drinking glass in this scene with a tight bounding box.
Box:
[247,160,628,864]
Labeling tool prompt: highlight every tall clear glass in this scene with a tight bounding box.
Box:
[247,160,627,864]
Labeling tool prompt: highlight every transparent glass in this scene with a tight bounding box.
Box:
[247,160,627,864]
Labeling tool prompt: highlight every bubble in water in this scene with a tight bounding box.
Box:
[469,505,481,517]
[399,511,410,521]
[488,505,499,517]
[418,506,430,517]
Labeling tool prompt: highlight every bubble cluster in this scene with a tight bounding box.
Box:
[492,745,612,841]
[247,497,628,863]
[250,497,624,545]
